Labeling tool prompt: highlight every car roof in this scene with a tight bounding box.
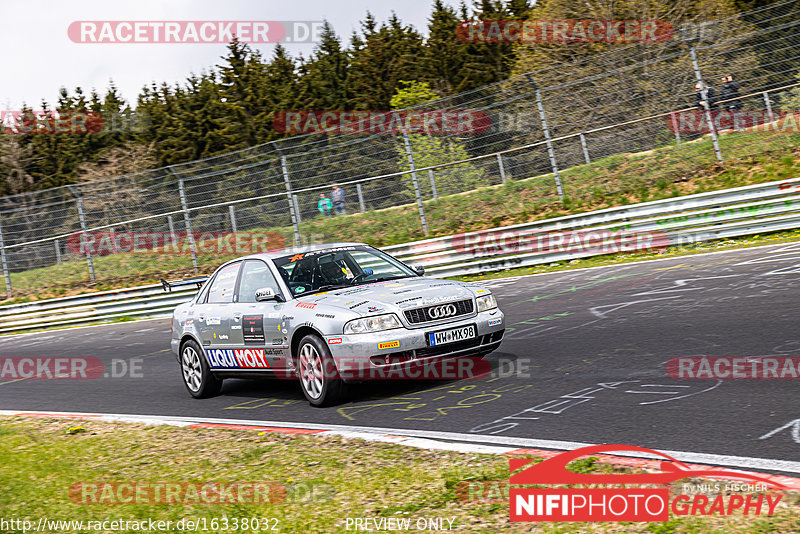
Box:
[240,242,369,262]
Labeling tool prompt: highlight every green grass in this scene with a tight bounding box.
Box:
[1,416,798,533]
[3,130,800,304]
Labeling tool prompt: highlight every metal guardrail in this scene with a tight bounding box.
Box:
[0,284,199,334]
[385,176,800,277]
[2,176,799,334]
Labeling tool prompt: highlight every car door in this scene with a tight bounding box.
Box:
[196,261,241,351]
[229,259,290,370]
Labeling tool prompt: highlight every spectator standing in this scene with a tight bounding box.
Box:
[317,193,333,217]
[331,185,346,215]
[720,74,742,111]
[695,81,717,111]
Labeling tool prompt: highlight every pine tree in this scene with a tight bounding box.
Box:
[423,0,469,93]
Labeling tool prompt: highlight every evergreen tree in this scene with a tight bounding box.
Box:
[347,12,425,110]
[423,0,469,93]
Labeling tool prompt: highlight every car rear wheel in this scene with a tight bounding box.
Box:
[180,339,222,398]
[297,335,346,407]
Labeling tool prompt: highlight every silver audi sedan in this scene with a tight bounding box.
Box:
[169,243,505,406]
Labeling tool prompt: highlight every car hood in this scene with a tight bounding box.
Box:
[293,277,487,316]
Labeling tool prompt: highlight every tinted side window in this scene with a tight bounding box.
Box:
[206,262,240,303]
[238,260,281,303]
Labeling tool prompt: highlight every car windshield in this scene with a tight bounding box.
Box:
[273,245,416,297]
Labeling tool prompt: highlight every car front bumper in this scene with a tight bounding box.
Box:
[325,309,505,380]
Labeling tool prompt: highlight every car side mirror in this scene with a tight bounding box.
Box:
[411,264,425,276]
[255,287,280,302]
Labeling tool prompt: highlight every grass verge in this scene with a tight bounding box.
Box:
[0,417,798,533]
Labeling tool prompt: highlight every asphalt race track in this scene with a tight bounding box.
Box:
[2,242,800,473]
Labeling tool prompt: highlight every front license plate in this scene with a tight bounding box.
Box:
[427,324,476,346]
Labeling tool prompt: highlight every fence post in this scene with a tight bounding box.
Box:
[273,143,301,246]
[0,217,11,296]
[167,215,178,251]
[356,183,366,213]
[401,129,429,236]
[496,154,507,185]
[527,74,564,199]
[293,194,302,224]
[171,169,199,274]
[579,133,591,164]
[228,205,238,233]
[428,170,439,200]
[763,92,774,123]
[670,113,682,144]
[67,186,96,282]
[54,239,62,265]
[688,45,723,165]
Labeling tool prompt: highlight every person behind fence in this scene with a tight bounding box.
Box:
[695,81,717,111]
[317,193,333,217]
[331,185,346,215]
[720,74,742,112]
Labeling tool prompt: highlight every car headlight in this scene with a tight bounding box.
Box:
[476,293,497,312]
[344,314,402,334]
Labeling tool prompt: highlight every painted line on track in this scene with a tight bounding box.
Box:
[2,409,799,490]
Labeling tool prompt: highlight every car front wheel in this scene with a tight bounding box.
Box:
[180,339,222,398]
[297,335,346,407]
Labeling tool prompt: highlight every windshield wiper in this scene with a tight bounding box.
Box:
[368,275,411,284]
[304,284,350,295]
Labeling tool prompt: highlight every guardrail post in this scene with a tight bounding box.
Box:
[67,187,96,282]
[496,154,507,185]
[171,169,199,274]
[689,45,723,165]
[228,205,238,233]
[356,183,366,213]
[54,239,62,265]
[763,92,774,123]
[428,170,439,200]
[401,128,429,236]
[0,217,12,296]
[579,133,591,164]
[527,74,564,199]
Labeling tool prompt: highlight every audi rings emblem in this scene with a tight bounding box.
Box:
[428,304,458,319]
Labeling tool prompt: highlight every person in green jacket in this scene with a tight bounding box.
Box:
[317,193,333,217]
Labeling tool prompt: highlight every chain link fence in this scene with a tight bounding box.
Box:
[1,0,800,300]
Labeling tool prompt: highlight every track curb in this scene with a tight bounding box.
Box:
[3,409,799,491]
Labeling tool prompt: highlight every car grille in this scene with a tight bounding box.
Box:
[413,330,505,359]
[369,330,505,365]
[404,299,474,324]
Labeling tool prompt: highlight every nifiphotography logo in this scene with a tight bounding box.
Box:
[509,444,786,522]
